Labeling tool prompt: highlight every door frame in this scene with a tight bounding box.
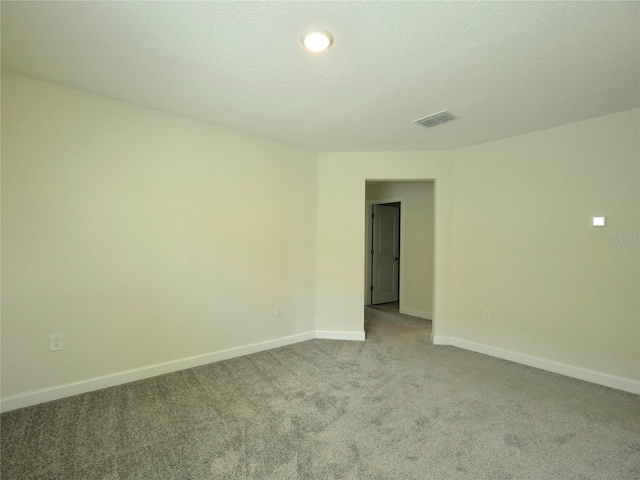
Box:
[364,196,405,308]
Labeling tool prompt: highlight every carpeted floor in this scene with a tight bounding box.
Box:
[2,307,639,479]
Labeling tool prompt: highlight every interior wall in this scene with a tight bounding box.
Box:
[450,108,640,384]
[315,152,454,339]
[2,72,637,405]
[1,73,318,398]
[365,181,434,318]
[316,110,638,390]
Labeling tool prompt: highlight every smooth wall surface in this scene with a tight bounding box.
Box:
[1,73,318,397]
[366,181,435,318]
[316,110,639,389]
[451,109,640,383]
[2,72,638,406]
[315,152,454,339]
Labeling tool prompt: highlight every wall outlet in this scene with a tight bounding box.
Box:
[50,334,64,352]
[483,310,491,322]
[275,304,284,316]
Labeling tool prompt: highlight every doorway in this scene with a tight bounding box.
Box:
[364,181,435,321]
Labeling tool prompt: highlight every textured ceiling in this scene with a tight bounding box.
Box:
[2,1,639,152]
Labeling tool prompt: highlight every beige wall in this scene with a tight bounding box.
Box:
[317,110,638,387]
[1,73,318,397]
[450,109,639,382]
[365,181,435,318]
[2,72,638,404]
[315,152,455,338]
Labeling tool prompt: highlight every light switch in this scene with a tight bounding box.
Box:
[592,216,606,227]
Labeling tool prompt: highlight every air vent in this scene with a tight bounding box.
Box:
[414,110,458,128]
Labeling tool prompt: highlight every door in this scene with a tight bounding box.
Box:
[371,204,400,304]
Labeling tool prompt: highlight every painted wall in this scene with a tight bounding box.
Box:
[450,109,639,384]
[317,110,639,390]
[1,73,318,398]
[2,72,637,407]
[315,152,455,339]
[365,181,435,318]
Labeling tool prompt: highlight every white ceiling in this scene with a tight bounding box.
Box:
[2,1,638,152]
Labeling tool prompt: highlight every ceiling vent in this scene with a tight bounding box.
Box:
[413,110,458,128]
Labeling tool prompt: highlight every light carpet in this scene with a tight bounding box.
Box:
[2,307,639,479]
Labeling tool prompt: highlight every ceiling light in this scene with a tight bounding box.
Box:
[301,29,333,52]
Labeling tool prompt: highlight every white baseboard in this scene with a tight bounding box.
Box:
[14,329,633,413]
[1,329,369,412]
[315,330,366,341]
[399,307,431,320]
[1,331,316,413]
[432,336,640,395]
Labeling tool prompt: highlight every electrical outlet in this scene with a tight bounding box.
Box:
[483,310,491,322]
[275,304,283,316]
[50,334,64,352]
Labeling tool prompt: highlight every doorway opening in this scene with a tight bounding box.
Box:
[364,181,435,321]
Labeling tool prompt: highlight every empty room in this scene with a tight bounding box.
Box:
[1,2,638,479]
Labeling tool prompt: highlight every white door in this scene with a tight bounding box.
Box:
[371,204,400,304]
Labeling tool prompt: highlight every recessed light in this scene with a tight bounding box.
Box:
[301,29,333,52]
